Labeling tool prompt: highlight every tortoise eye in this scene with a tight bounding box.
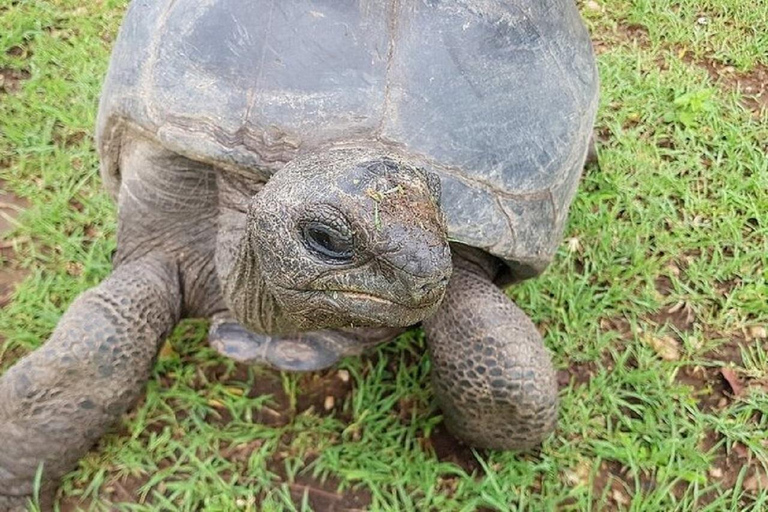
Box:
[303,222,354,261]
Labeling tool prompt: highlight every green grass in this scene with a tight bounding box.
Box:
[1,0,767,510]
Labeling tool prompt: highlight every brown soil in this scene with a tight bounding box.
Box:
[58,362,365,511]
[558,360,600,388]
[58,474,146,512]
[647,299,696,333]
[52,125,89,148]
[423,423,482,474]
[0,67,30,94]
[589,13,767,117]
[685,57,768,115]
[676,364,732,413]
[591,21,650,56]
[0,182,29,310]
[267,456,372,512]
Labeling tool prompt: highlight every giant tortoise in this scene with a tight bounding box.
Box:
[0,0,598,507]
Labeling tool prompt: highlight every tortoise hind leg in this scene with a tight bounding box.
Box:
[422,254,558,450]
[208,316,405,371]
[0,254,181,509]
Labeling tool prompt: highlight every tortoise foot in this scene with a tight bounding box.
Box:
[208,320,346,372]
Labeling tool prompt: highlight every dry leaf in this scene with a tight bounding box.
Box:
[733,442,751,460]
[667,301,685,314]
[65,261,84,276]
[745,471,768,492]
[721,367,744,397]
[585,0,602,12]
[564,459,592,487]
[225,386,244,396]
[612,488,630,506]
[666,261,681,277]
[644,334,680,361]
[158,340,177,360]
[567,237,582,253]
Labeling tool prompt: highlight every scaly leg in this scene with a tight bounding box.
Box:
[0,255,181,510]
[423,255,557,450]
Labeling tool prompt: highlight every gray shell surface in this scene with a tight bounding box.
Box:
[98,0,599,280]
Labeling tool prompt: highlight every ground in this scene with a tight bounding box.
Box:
[0,0,767,510]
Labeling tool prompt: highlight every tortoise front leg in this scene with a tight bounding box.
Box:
[208,313,406,371]
[422,255,558,450]
[0,255,181,510]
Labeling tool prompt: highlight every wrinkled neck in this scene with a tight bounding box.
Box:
[216,225,285,334]
[215,171,288,333]
[215,175,286,333]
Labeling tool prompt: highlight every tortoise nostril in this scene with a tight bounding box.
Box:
[413,274,450,305]
[420,276,447,293]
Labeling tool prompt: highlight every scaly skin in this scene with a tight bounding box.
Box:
[423,249,558,450]
[0,137,557,507]
[0,255,181,509]
[0,138,454,507]
[216,146,452,334]
[0,137,201,509]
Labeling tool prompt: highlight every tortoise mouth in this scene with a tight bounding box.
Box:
[311,289,444,327]
[322,288,445,311]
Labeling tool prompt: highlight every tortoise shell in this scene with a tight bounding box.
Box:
[97,0,598,282]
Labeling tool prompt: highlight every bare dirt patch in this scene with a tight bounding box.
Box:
[267,456,373,512]
[214,363,371,510]
[685,57,768,115]
[61,360,364,510]
[423,423,482,474]
[673,333,768,503]
[697,431,766,507]
[156,359,357,428]
[0,67,30,94]
[557,361,599,388]
[676,365,731,412]
[58,473,148,512]
[52,124,89,148]
[674,330,753,412]
[0,182,29,309]
[731,65,768,114]
[648,300,697,333]
[591,459,640,510]
[591,21,651,56]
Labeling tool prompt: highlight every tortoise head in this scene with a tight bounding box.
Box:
[221,147,452,334]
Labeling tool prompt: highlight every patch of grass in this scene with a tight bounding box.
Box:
[582,0,768,70]
[1,0,767,510]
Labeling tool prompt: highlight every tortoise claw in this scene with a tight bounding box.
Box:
[208,322,343,371]
[208,321,268,364]
[264,335,341,372]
